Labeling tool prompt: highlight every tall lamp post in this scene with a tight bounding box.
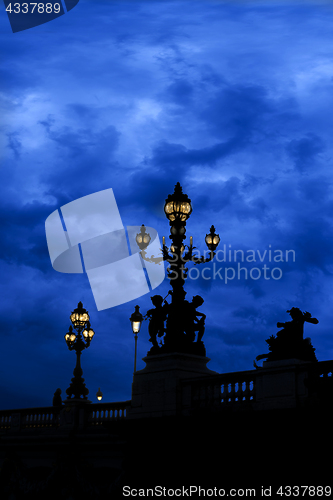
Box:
[130,305,144,373]
[137,182,220,356]
[64,301,95,402]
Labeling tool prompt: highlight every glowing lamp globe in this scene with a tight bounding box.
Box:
[205,225,220,251]
[135,225,151,250]
[70,301,89,328]
[130,305,144,334]
[164,182,192,223]
[83,322,95,340]
[96,388,103,401]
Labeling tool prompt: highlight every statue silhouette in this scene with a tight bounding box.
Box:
[145,295,168,349]
[183,295,206,343]
[256,307,318,364]
[52,388,62,406]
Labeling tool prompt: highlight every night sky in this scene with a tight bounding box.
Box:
[1,0,333,411]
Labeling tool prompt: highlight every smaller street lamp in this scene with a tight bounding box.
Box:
[205,225,220,251]
[65,301,95,402]
[96,388,103,401]
[136,224,164,265]
[130,305,143,373]
[136,224,151,250]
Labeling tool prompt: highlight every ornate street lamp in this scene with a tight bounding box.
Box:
[130,305,143,372]
[64,301,95,402]
[135,224,164,265]
[136,182,220,356]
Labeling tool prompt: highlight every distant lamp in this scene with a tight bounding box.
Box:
[64,302,95,401]
[130,305,143,373]
[164,182,192,223]
[96,388,103,401]
[136,225,151,250]
[130,305,144,334]
[205,225,220,251]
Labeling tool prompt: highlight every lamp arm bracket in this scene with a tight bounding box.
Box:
[192,251,216,265]
[140,250,164,265]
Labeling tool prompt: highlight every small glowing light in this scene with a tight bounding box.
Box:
[132,321,141,333]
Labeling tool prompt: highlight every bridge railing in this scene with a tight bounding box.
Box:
[0,400,131,432]
[304,359,333,400]
[1,360,332,428]
[87,400,131,425]
[180,359,333,414]
[0,406,60,431]
[180,369,256,414]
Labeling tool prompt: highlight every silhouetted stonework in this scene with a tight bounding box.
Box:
[145,293,207,356]
[256,308,318,363]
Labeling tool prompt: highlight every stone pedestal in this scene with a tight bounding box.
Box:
[127,352,218,419]
[59,399,91,429]
[254,358,312,410]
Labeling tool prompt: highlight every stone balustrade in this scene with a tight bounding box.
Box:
[0,406,60,432]
[180,369,256,414]
[0,400,130,433]
[88,400,131,425]
[1,360,332,429]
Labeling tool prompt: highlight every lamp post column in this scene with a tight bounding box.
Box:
[134,332,138,373]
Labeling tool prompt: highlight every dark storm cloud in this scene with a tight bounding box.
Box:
[160,78,194,105]
[36,119,121,202]
[39,120,120,159]
[147,138,241,168]
[200,84,273,137]
[286,133,325,173]
[0,199,56,272]
[6,132,22,160]
[66,103,102,123]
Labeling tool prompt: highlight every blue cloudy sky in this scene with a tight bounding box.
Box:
[1,0,333,410]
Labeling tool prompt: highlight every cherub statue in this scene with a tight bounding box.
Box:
[52,388,62,406]
[255,307,318,364]
[183,295,206,343]
[145,295,168,348]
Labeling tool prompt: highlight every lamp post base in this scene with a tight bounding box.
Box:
[64,398,92,405]
[128,352,218,419]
